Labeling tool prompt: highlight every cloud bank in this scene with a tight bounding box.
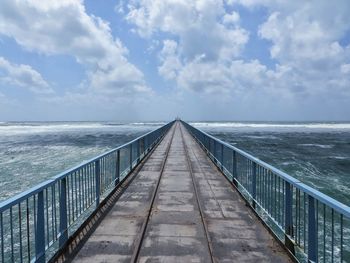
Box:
[0,0,349,120]
[0,0,149,95]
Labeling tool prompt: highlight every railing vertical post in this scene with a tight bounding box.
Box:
[137,139,140,163]
[145,136,148,153]
[129,144,133,170]
[205,136,208,152]
[285,182,295,254]
[208,138,211,156]
[232,150,238,186]
[308,195,317,263]
[214,140,217,163]
[220,144,224,171]
[142,137,145,156]
[35,191,45,263]
[95,160,100,208]
[59,178,68,248]
[252,162,257,208]
[147,135,150,152]
[115,150,120,186]
[207,137,210,151]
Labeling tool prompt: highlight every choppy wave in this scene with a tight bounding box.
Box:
[191,122,350,130]
[1,121,350,208]
[204,125,350,206]
[298,144,334,149]
[330,156,349,160]
[0,122,163,136]
[0,123,157,201]
[130,122,167,126]
[0,123,105,134]
[243,135,281,140]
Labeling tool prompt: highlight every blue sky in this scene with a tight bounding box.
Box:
[0,0,349,121]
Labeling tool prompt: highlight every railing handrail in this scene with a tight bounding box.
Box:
[0,122,169,212]
[185,121,350,218]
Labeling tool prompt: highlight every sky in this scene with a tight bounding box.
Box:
[0,0,349,121]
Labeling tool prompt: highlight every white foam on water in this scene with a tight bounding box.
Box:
[130,122,166,126]
[330,156,349,160]
[281,161,295,166]
[0,123,107,135]
[243,135,281,140]
[0,122,160,136]
[191,122,350,129]
[298,144,334,149]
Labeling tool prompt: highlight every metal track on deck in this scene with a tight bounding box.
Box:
[179,124,215,263]
[130,122,177,262]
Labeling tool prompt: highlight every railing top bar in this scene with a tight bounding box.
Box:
[185,121,299,184]
[296,182,350,218]
[183,120,350,218]
[52,125,162,180]
[65,121,171,166]
[0,121,174,212]
[0,179,55,212]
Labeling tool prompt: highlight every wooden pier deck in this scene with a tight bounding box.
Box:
[67,122,291,262]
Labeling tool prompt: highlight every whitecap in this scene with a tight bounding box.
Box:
[298,144,334,149]
[130,122,166,126]
[243,135,281,140]
[330,156,349,160]
[191,122,350,130]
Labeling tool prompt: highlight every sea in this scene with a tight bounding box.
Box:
[0,122,163,201]
[0,121,350,208]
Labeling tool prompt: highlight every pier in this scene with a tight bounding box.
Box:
[0,121,349,263]
[70,121,290,262]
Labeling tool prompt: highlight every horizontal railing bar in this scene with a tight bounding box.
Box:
[52,126,163,179]
[186,122,350,218]
[296,182,350,218]
[0,180,55,212]
[194,126,300,184]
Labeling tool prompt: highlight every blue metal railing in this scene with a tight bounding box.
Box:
[0,121,174,263]
[182,121,350,263]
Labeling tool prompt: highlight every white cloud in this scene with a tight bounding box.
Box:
[115,0,126,14]
[0,0,149,95]
[341,64,350,74]
[255,1,350,98]
[126,0,252,96]
[0,57,52,94]
[158,40,182,80]
[229,0,350,66]
[126,0,350,106]
[258,11,349,64]
[222,11,240,25]
[176,58,293,96]
[126,0,249,61]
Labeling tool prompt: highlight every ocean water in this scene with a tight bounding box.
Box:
[0,122,163,201]
[1,121,350,208]
[191,122,350,206]
[1,121,350,262]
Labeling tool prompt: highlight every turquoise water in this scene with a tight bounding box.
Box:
[191,122,350,206]
[0,122,163,201]
[1,121,349,207]
[0,121,349,262]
